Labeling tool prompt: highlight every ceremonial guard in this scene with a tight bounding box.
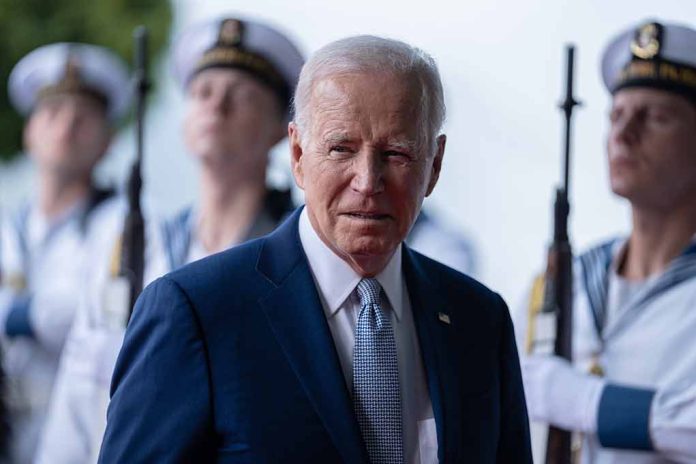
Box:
[36,17,304,463]
[0,43,130,463]
[521,20,696,463]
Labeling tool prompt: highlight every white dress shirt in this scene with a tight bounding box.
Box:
[298,208,437,464]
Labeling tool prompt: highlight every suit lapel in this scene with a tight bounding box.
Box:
[403,246,462,463]
[257,209,369,464]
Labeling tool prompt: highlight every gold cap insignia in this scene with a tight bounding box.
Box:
[218,19,243,47]
[630,22,662,60]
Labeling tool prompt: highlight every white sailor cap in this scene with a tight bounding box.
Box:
[171,16,304,113]
[602,20,696,101]
[8,42,131,121]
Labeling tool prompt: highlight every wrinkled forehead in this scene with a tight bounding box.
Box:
[312,71,423,104]
[308,73,427,138]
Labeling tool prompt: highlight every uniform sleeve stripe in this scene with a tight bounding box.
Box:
[5,294,33,338]
[597,384,655,450]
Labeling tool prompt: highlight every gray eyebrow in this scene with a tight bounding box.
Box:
[385,139,420,152]
[321,134,421,151]
[322,133,354,145]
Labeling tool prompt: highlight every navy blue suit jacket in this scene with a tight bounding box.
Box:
[99,209,531,463]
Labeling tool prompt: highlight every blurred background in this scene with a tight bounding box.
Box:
[1,0,694,309]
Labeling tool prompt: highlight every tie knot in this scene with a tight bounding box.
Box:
[356,278,381,307]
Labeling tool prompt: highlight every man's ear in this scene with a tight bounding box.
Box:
[425,134,446,197]
[289,122,305,190]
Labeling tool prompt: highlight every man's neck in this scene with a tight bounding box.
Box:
[196,166,267,254]
[622,200,696,280]
[37,171,92,220]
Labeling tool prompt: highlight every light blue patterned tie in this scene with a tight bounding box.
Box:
[353,278,404,464]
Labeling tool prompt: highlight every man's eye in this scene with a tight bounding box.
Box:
[330,146,350,154]
[384,150,409,159]
[648,109,670,123]
[191,85,210,100]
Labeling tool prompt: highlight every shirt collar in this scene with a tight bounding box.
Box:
[298,207,403,321]
[610,234,696,276]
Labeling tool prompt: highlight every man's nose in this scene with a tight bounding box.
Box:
[351,150,384,195]
[55,104,81,138]
[209,90,232,116]
[611,112,641,146]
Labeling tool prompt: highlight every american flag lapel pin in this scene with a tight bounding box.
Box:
[438,312,451,325]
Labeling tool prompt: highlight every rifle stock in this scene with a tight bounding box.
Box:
[544,237,573,464]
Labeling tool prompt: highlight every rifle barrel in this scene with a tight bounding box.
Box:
[561,45,579,196]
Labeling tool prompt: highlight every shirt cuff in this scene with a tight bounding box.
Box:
[597,384,655,450]
[5,294,34,338]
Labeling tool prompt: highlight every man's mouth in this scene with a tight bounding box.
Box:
[343,212,391,222]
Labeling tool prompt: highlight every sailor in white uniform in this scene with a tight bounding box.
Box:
[0,42,130,464]
[36,16,304,463]
[520,20,696,464]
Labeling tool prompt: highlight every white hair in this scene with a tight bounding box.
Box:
[292,35,446,149]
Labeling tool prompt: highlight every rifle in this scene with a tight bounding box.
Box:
[119,26,150,322]
[526,45,581,464]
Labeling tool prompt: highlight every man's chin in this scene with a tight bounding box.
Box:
[194,148,240,168]
[609,179,638,201]
[336,243,398,277]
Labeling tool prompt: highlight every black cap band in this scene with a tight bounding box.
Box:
[191,19,290,110]
[612,58,696,103]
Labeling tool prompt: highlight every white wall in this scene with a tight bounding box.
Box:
[2,0,694,310]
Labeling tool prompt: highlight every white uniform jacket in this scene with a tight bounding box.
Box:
[519,237,696,464]
[0,191,119,464]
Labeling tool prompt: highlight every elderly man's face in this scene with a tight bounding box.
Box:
[607,87,696,209]
[290,72,445,275]
[24,93,110,180]
[184,68,286,170]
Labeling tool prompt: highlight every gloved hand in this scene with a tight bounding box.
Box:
[522,354,606,433]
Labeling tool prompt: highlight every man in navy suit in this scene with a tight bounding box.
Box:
[99,34,532,463]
